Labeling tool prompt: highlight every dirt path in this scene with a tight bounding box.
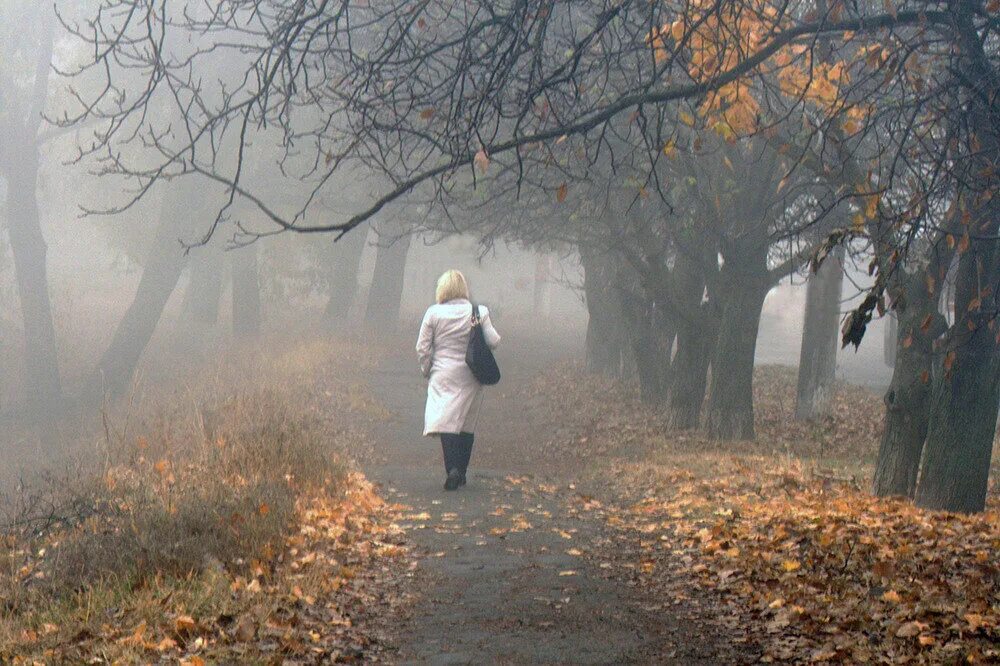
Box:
[362,340,732,664]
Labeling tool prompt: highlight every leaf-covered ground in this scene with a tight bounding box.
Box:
[518,363,1000,664]
[1,338,415,664]
[7,339,997,664]
[6,474,412,664]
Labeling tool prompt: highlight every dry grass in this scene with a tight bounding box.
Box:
[0,335,387,662]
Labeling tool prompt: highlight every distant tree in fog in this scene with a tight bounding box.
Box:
[1,1,62,418]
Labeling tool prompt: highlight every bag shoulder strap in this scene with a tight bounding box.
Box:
[469,301,480,325]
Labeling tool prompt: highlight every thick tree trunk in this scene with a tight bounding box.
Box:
[580,248,628,376]
[914,52,1000,510]
[667,305,715,429]
[231,245,260,338]
[914,335,1000,512]
[795,246,844,420]
[619,284,665,404]
[872,280,946,498]
[706,267,769,440]
[914,0,1000,513]
[181,246,225,324]
[915,230,1000,512]
[653,305,677,396]
[88,181,201,400]
[665,253,714,429]
[883,312,898,368]
[323,226,369,325]
[364,224,411,332]
[4,148,63,416]
[1,6,59,419]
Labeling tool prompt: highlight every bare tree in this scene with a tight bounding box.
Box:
[1,2,62,417]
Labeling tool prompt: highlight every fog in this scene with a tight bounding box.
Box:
[7,3,1000,662]
[0,152,891,451]
[0,0,900,484]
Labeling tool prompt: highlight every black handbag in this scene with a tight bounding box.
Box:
[465,302,501,385]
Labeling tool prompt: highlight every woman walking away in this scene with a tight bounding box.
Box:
[416,270,501,490]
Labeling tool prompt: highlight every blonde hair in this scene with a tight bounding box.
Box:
[435,269,470,304]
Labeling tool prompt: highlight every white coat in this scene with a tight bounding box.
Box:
[416,298,501,436]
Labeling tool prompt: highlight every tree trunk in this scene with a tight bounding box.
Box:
[795,245,845,420]
[667,305,715,429]
[4,147,63,416]
[914,335,1000,512]
[665,252,714,429]
[706,267,769,440]
[88,181,202,400]
[619,282,665,404]
[580,247,628,377]
[883,312,898,368]
[181,246,225,324]
[872,281,946,498]
[653,304,677,396]
[914,0,1000,513]
[915,230,1000,512]
[364,224,411,332]
[231,245,260,338]
[324,226,369,325]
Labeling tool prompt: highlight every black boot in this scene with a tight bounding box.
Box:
[441,435,462,491]
[444,468,462,491]
[457,432,475,486]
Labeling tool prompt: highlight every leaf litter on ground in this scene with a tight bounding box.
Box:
[518,361,1000,664]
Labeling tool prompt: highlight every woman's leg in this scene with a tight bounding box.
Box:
[441,433,463,490]
[457,432,474,479]
[440,434,459,474]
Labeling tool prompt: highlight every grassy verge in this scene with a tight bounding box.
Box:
[1,337,406,664]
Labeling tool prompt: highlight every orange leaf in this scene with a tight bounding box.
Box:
[780,559,801,572]
[896,621,924,638]
[154,459,171,477]
[474,149,490,174]
[174,615,197,636]
[419,108,435,120]
[157,637,178,652]
[958,232,970,254]
[556,182,568,203]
